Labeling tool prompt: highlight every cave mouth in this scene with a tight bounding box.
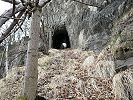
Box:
[52,27,70,49]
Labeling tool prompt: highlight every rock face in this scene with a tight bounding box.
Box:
[41,0,133,99]
[42,0,133,51]
[113,69,133,100]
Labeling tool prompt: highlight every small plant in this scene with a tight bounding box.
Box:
[16,96,28,100]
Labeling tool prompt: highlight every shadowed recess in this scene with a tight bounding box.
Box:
[52,26,70,49]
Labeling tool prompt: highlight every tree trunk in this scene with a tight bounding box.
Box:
[39,21,49,54]
[23,9,41,100]
[5,38,9,76]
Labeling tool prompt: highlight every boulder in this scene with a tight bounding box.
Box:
[113,69,133,100]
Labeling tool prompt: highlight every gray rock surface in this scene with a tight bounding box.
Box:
[41,2,133,99]
[42,0,133,52]
[113,69,133,100]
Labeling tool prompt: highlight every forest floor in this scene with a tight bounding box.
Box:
[0,49,114,100]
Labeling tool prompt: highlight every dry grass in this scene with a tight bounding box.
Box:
[0,49,132,100]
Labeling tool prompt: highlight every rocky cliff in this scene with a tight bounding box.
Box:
[41,0,133,99]
[42,0,133,51]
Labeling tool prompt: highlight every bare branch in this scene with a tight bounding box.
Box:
[8,50,27,65]
[39,0,51,8]
[0,4,25,28]
[0,11,25,43]
[35,0,39,7]
[12,0,16,18]
[0,16,23,20]
[1,0,20,5]
[11,14,26,36]
[72,0,99,7]
[20,0,26,4]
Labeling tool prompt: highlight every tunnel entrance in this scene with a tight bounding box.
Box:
[52,27,70,49]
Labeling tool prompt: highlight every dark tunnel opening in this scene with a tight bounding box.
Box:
[52,27,71,49]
